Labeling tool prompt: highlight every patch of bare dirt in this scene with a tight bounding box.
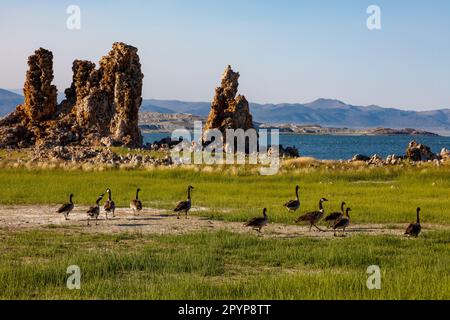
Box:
[0,205,447,238]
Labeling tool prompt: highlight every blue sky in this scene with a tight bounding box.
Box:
[0,0,449,110]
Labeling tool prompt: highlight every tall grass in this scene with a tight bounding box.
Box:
[0,165,449,224]
[0,230,448,299]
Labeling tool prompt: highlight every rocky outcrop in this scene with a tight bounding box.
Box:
[0,42,144,149]
[385,154,404,165]
[349,141,448,165]
[204,66,254,137]
[105,44,143,145]
[440,148,450,161]
[32,146,172,166]
[351,154,371,162]
[146,136,185,151]
[406,140,438,162]
[22,48,58,121]
[367,154,383,165]
[280,145,300,158]
[350,154,404,165]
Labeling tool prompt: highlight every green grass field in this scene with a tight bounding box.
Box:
[0,229,449,299]
[0,164,449,300]
[0,164,449,224]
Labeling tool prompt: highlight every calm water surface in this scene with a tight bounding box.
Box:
[143,133,450,160]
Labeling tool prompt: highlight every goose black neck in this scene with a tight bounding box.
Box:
[319,200,324,211]
[346,208,351,217]
[136,189,140,200]
[341,202,345,213]
[187,188,191,200]
[108,191,112,201]
[417,209,420,224]
[295,187,299,200]
[69,194,73,204]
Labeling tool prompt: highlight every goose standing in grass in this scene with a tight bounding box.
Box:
[174,186,194,219]
[104,188,116,219]
[57,194,74,220]
[87,194,104,226]
[130,188,143,215]
[333,208,351,237]
[284,186,300,213]
[325,201,346,228]
[405,207,422,237]
[295,198,328,232]
[245,208,269,233]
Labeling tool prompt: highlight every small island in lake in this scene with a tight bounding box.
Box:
[139,112,440,137]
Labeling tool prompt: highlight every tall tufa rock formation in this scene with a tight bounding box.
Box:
[102,43,143,146]
[204,65,254,135]
[0,42,144,149]
[64,43,144,146]
[22,48,58,121]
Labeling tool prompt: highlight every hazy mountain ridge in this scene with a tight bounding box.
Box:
[142,98,450,134]
[0,89,23,116]
[1,89,449,134]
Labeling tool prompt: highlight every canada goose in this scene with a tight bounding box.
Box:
[57,194,74,220]
[284,185,300,212]
[295,198,328,232]
[245,208,269,233]
[130,188,143,215]
[104,188,116,219]
[174,186,194,219]
[87,194,104,226]
[333,207,351,236]
[405,207,422,237]
[325,201,346,228]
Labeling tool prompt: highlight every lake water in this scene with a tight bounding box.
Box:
[143,132,450,160]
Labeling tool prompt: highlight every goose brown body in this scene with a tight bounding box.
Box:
[325,201,346,227]
[245,208,269,233]
[174,186,194,219]
[405,208,422,237]
[295,198,328,231]
[87,194,104,225]
[284,186,300,212]
[130,188,143,215]
[57,194,74,220]
[333,208,351,236]
[104,189,116,219]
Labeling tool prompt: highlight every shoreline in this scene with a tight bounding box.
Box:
[141,130,444,137]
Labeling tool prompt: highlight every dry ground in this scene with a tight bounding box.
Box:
[0,205,448,238]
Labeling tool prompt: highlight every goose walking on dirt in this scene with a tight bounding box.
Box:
[87,194,104,226]
[333,208,351,237]
[174,186,194,219]
[245,208,269,233]
[284,186,300,213]
[295,198,328,232]
[325,201,346,228]
[405,207,422,237]
[57,194,74,220]
[130,188,143,215]
[104,189,116,219]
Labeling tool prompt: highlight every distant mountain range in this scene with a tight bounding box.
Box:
[141,98,450,135]
[0,89,23,116]
[1,89,449,135]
